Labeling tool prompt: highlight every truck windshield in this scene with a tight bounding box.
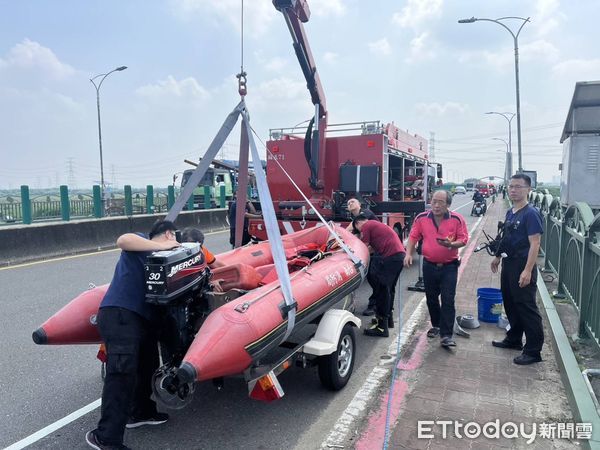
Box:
[181,169,214,188]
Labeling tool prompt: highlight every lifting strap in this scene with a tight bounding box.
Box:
[241,107,297,342]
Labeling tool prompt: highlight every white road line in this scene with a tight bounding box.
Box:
[320,210,483,448]
[4,399,101,450]
[451,199,474,213]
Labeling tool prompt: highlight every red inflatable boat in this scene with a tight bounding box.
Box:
[33,225,369,399]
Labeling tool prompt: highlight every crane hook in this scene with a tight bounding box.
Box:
[236,71,247,97]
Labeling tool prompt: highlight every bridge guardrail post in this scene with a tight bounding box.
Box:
[146,185,154,214]
[124,185,133,216]
[60,185,70,221]
[579,233,593,338]
[21,185,32,224]
[93,185,102,218]
[168,186,175,209]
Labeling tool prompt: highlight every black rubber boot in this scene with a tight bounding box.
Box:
[364,316,389,337]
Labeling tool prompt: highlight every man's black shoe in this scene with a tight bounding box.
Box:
[85,430,131,450]
[440,337,456,348]
[364,317,389,337]
[426,327,440,338]
[362,307,375,316]
[126,412,169,429]
[514,354,542,365]
[492,340,523,350]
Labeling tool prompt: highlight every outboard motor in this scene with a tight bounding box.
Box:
[144,243,213,409]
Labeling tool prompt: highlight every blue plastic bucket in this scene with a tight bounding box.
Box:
[477,288,503,323]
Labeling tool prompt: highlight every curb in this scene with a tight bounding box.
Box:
[537,271,600,449]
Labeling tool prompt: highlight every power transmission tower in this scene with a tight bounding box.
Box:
[111,164,117,190]
[67,157,76,189]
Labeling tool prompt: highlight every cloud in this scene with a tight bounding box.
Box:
[368,38,392,56]
[135,75,211,105]
[415,101,469,117]
[406,32,436,63]
[250,76,313,117]
[254,51,288,72]
[310,0,346,17]
[458,39,559,70]
[323,52,339,64]
[392,0,443,30]
[533,0,565,38]
[0,39,75,80]
[171,0,277,37]
[552,58,600,80]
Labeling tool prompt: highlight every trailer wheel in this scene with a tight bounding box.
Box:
[318,323,356,390]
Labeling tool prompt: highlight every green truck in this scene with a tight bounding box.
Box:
[180,167,234,209]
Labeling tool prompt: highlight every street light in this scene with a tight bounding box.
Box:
[492,137,511,185]
[486,111,515,175]
[90,65,127,211]
[458,16,530,173]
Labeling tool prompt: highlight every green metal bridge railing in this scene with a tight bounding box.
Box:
[0,184,237,225]
[532,191,600,347]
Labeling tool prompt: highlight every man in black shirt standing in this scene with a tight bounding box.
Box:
[491,174,544,365]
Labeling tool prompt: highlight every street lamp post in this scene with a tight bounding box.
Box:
[90,66,127,212]
[486,111,515,176]
[459,16,530,173]
[492,137,511,186]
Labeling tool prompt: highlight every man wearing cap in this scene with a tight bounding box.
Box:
[404,190,469,348]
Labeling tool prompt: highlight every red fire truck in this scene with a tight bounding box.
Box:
[249,0,440,240]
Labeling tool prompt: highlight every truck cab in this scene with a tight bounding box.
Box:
[181,168,233,209]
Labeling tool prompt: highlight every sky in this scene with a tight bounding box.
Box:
[1,0,599,190]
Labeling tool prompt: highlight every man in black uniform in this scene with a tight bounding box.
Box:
[491,174,544,365]
[86,220,180,450]
[228,199,261,248]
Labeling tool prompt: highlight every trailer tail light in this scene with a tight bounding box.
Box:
[248,371,285,402]
[272,145,280,153]
[96,344,107,363]
[367,140,375,148]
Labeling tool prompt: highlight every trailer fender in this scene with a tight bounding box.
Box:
[303,309,361,356]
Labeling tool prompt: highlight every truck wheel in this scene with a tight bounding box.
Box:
[318,324,356,390]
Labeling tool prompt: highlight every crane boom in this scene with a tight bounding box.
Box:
[273,0,327,190]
